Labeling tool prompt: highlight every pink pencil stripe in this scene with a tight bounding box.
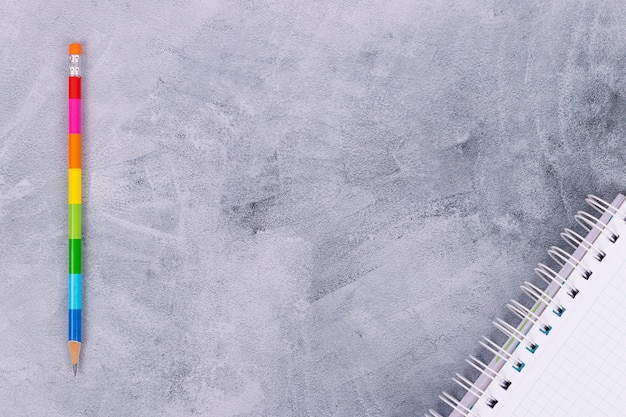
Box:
[69,99,81,133]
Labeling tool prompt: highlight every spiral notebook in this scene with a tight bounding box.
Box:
[428,194,626,417]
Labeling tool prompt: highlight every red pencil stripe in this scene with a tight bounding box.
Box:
[69,77,81,99]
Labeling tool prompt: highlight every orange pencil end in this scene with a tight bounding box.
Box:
[69,43,82,55]
[68,341,81,374]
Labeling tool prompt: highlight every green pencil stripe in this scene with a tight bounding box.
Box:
[69,204,81,239]
[69,239,82,274]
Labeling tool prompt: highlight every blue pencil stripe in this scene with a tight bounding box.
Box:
[68,309,81,342]
[68,274,82,309]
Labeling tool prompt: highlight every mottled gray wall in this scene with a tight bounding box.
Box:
[1,1,625,416]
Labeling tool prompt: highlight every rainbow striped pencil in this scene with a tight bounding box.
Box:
[68,43,82,376]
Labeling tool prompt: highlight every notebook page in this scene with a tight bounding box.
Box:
[471,204,626,416]
[509,268,626,417]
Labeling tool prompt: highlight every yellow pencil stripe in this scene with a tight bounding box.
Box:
[68,168,82,204]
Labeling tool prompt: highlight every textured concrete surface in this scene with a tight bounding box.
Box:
[1,1,625,416]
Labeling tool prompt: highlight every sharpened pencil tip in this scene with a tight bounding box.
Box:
[68,341,81,375]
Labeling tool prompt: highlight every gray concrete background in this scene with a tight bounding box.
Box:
[1,1,625,416]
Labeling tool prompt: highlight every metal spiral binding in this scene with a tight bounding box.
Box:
[574,211,619,243]
[534,263,579,298]
[561,228,605,261]
[521,281,566,316]
[438,392,481,417]
[452,374,498,408]
[507,300,552,335]
[431,195,619,417]
[586,195,626,221]
[493,318,538,353]
[479,336,525,371]
[548,246,592,280]
[465,356,511,390]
